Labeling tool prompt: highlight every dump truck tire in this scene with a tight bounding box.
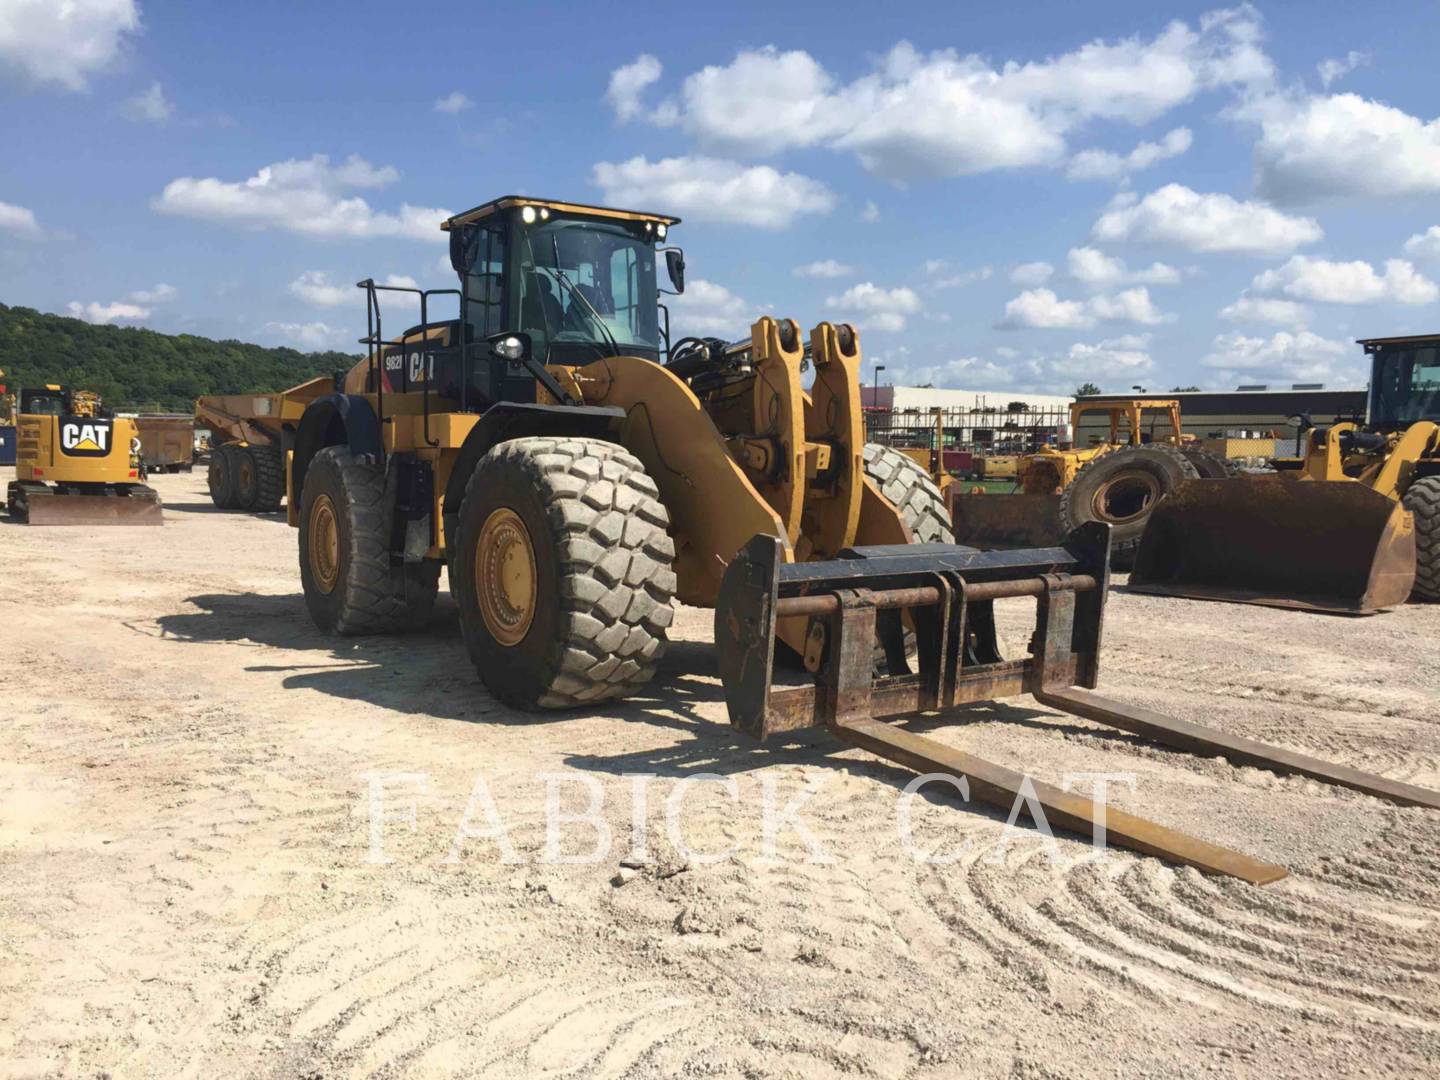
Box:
[233,445,260,509]
[1179,446,1241,479]
[298,446,440,635]
[1403,476,1440,601]
[452,436,677,710]
[862,442,955,544]
[1060,444,1197,569]
[207,445,242,509]
[247,444,285,513]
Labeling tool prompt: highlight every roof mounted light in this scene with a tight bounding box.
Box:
[520,205,537,224]
[539,207,551,220]
[655,222,667,240]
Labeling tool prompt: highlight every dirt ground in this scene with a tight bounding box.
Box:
[2,470,1438,1078]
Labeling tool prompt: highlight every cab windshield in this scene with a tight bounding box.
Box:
[517,219,661,363]
[1369,344,1440,427]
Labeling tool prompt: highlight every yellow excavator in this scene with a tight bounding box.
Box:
[1132,334,1439,613]
[6,383,163,525]
[265,196,1438,882]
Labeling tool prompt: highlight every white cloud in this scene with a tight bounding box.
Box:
[925,259,992,288]
[0,199,41,236]
[433,91,472,114]
[1091,183,1322,255]
[1200,330,1362,385]
[1243,92,1440,204]
[1317,51,1367,88]
[123,81,173,122]
[607,55,666,123]
[67,300,148,324]
[860,200,880,223]
[1087,286,1171,325]
[668,278,751,336]
[793,259,852,279]
[129,283,176,303]
[998,285,1170,329]
[825,282,923,332]
[1404,226,1440,261]
[1047,334,1156,379]
[289,270,348,307]
[591,155,835,229]
[153,154,451,243]
[384,273,418,289]
[1218,295,1310,328]
[894,334,1156,391]
[998,288,1093,329]
[0,0,140,91]
[263,321,345,351]
[642,11,1269,181]
[1009,261,1054,286]
[1066,127,1192,181]
[1252,255,1438,305]
[1067,246,1180,287]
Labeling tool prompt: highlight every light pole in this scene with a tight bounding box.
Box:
[873,364,886,405]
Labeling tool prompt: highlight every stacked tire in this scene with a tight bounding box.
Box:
[1059,444,1199,569]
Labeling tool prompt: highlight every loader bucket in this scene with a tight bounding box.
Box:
[714,524,1440,883]
[948,491,1064,549]
[1129,479,1414,615]
[18,488,164,526]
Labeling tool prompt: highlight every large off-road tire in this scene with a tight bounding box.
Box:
[862,442,955,544]
[1179,446,1241,479]
[246,444,285,512]
[1060,444,1198,569]
[451,436,677,710]
[207,444,242,509]
[1403,476,1440,602]
[233,445,260,509]
[298,446,440,635]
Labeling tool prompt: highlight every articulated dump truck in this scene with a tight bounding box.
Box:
[195,378,333,512]
[271,196,1439,883]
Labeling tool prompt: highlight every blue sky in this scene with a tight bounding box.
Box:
[2,0,1438,393]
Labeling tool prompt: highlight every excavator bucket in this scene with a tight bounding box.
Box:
[1130,478,1414,615]
[714,524,1440,883]
[948,490,1063,549]
[13,486,164,526]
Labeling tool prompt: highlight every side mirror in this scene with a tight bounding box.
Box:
[450,224,477,274]
[488,331,532,365]
[664,248,685,294]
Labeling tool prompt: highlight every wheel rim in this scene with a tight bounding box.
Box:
[1091,470,1161,525]
[475,507,537,646]
[309,494,340,594]
[237,454,254,491]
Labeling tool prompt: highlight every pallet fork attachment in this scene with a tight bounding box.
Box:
[714,525,1440,884]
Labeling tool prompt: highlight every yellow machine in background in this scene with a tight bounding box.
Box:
[951,398,1230,566]
[1133,334,1440,614]
[7,384,163,525]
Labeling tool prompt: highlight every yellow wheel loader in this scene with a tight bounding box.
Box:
[950,398,1229,566]
[1132,335,1440,614]
[276,197,1438,882]
[6,384,163,525]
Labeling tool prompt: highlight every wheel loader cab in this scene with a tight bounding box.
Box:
[1366,336,1440,430]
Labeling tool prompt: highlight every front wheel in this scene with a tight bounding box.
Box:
[452,437,677,710]
[1403,476,1440,601]
[298,446,439,635]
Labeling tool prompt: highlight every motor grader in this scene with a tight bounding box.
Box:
[1132,334,1440,614]
[6,383,162,525]
[951,397,1230,565]
[279,196,1438,882]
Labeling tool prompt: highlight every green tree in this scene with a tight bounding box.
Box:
[1169,385,1201,392]
[1074,381,1101,396]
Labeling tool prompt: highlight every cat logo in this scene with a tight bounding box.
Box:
[59,418,113,457]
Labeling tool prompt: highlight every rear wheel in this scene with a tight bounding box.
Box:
[862,442,955,543]
[298,446,439,634]
[452,436,677,710]
[1403,476,1440,601]
[207,444,242,509]
[1060,444,1198,569]
[247,444,285,512]
[233,446,259,509]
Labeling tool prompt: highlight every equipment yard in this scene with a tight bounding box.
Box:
[4,469,1438,1078]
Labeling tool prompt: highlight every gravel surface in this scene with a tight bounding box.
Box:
[2,470,1438,1078]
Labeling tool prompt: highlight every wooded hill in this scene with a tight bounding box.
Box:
[0,303,357,411]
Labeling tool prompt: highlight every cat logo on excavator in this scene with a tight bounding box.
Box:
[60,419,112,455]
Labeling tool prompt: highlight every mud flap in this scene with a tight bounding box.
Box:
[949,491,1064,549]
[1129,478,1414,614]
[19,488,164,526]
